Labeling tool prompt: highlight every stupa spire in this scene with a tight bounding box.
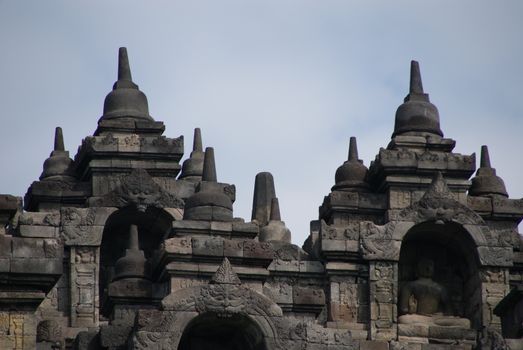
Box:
[193,128,203,152]
[180,128,205,181]
[480,145,491,168]
[469,145,508,197]
[183,146,234,222]
[99,47,153,122]
[40,127,74,180]
[54,127,65,152]
[348,136,358,161]
[113,224,150,281]
[202,147,217,182]
[333,136,369,192]
[409,60,424,94]
[118,47,133,82]
[392,60,443,137]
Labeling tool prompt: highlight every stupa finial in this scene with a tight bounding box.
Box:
[193,128,203,152]
[118,47,133,82]
[410,60,424,94]
[202,147,217,182]
[54,127,65,152]
[348,136,358,161]
[480,145,491,168]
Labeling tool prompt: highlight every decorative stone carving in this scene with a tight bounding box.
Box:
[70,246,99,328]
[36,319,62,344]
[210,257,241,285]
[399,172,484,225]
[163,284,283,318]
[360,222,400,260]
[61,207,105,246]
[94,168,183,211]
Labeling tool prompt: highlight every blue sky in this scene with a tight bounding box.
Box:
[1,1,522,244]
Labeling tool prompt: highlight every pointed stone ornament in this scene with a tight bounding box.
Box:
[409,60,424,94]
[180,128,205,181]
[211,257,241,285]
[54,127,65,152]
[393,60,443,137]
[423,172,452,200]
[193,128,203,152]
[251,172,276,226]
[259,196,291,243]
[348,136,358,161]
[333,137,369,192]
[202,147,217,182]
[40,127,74,180]
[184,147,233,221]
[480,145,491,168]
[117,47,133,82]
[469,145,508,197]
[99,47,153,122]
[113,224,150,281]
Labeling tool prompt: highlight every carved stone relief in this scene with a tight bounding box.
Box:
[70,246,99,328]
[398,173,484,225]
[93,168,184,211]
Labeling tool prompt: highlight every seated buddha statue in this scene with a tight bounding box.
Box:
[398,258,470,328]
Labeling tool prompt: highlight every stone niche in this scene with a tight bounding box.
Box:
[398,221,481,328]
[99,205,174,313]
[178,313,266,350]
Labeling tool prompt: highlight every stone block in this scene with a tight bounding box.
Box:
[12,238,45,258]
[293,286,325,305]
[329,302,358,323]
[10,258,62,274]
[360,340,389,350]
[322,239,346,252]
[223,239,243,257]
[268,259,300,272]
[428,325,476,340]
[263,281,293,304]
[398,323,429,337]
[477,246,513,266]
[243,241,274,259]
[346,240,359,252]
[390,341,423,350]
[19,212,61,226]
[0,236,12,257]
[421,344,471,350]
[389,191,411,209]
[164,237,192,255]
[300,261,324,274]
[191,237,224,256]
[325,262,360,272]
[18,225,57,238]
[210,220,232,232]
[172,219,210,232]
[397,336,428,344]
[231,221,259,235]
[467,196,492,213]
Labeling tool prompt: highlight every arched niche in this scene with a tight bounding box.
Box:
[398,221,482,328]
[178,312,267,350]
[99,205,174,314]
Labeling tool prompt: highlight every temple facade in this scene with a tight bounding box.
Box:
[0,48,522,350]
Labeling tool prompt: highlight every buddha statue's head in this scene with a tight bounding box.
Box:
[417,258,435,279]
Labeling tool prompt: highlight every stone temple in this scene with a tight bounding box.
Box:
[0,48,522,350]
